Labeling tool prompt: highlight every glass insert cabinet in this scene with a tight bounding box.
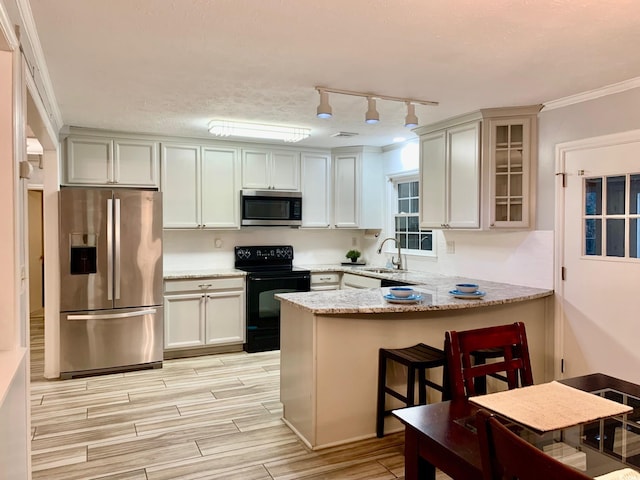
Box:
[485,114,536,228]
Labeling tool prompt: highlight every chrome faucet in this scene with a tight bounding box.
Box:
[377,237,403,270]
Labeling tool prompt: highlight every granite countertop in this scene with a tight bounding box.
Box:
[164,265,554,315]
[164,269,246,280]
[276,273,553,314]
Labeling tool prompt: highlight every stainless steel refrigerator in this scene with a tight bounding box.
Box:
[59,188,163,378]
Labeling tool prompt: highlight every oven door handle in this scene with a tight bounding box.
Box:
[250,275,310,282]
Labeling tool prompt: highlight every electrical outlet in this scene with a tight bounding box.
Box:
[352,237,358,246]
[214,238,223,248]
[446,240,455,254]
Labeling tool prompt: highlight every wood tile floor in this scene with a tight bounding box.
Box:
[30,316,451,480]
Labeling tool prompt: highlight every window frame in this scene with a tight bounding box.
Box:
[385,171,437,257]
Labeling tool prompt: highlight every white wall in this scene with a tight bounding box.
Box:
[164,228,379,271]
[381,141,554,289]
[538,85,640,230]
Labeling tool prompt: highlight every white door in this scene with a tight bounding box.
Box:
[556,131,640,384]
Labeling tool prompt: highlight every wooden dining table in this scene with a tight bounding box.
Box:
[393,373,640,480]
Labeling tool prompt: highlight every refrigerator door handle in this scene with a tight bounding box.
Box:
[114,198,121,300]
[67,308,158,321]
[107,198,113,300]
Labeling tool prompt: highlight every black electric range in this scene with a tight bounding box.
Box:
[235,246,310,352]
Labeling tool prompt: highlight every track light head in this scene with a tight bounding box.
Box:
[316,89,332,119]
[365,97,379,124]
[404,102,419,128]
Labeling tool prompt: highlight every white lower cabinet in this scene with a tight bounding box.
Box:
[310,272,341,291]
[340,273,381,289]
[164,277,245,350]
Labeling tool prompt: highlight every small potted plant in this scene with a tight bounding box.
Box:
[346,249,361,263]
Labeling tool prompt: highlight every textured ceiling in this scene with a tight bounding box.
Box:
[29,0,640,148]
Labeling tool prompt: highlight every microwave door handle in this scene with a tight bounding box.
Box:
[107,198,113,300]
[114,198,121,300]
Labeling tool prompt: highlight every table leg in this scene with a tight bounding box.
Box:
[404,428,436,480]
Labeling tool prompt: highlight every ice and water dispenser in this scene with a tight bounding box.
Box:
[69,233,97,275]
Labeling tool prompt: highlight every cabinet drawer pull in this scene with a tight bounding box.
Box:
[198,283,212,289]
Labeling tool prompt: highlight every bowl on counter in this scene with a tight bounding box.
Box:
[389,286,414,298]
[455,283,479,293]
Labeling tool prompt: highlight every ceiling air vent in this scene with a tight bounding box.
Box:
[330,132,359,138]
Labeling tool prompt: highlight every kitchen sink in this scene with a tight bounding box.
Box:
[361,267,404,274]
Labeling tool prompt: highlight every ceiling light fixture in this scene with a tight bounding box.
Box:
[316,89,332,118]
[365,97,379,124]
[404,102,419,128]
[208,120,310,143]
[314,86,438,127]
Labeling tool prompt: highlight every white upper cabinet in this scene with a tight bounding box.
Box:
[162,143,240,229]
[65,135,159,187]
[162,144,200,228]
[419,120,481,229]
[201,147,241,228]
[301,152,332,228]
[333,147,383,229]
[417,105,540,230]
[481,105,541,229]
[241,148,300,191]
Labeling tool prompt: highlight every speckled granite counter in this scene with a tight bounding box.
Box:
[163,269,246,280]
[277,276,552,314]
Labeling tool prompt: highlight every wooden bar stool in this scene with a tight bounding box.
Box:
[376,343,447,437]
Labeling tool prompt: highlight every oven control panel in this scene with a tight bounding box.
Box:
[235,245,294,264]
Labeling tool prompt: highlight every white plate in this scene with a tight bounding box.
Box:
[384,293,423,304]
[449,290,486,299]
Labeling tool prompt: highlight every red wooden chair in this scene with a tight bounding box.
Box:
[444,322,533,400]
[476,409,592,480]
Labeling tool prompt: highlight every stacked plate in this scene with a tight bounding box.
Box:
[384,287,423,304]
[449,283,486,299]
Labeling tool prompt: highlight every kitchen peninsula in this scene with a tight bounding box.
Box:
[276,273,553,450]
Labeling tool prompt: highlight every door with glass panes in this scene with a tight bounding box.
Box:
[557,132,640,383]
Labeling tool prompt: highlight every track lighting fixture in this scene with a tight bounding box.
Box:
[316,89,332,119]
[314,86,438,127]
[404,102,419,128]
[365,97,380,124]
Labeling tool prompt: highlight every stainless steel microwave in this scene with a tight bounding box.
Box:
[241,190,302,226]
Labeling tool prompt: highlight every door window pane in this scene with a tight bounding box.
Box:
[630,175,640,215]
[585,178,602,215]
[606,219,625,257]
[585,219,602,256]
[606,176,625,215]
[630,219,639,259]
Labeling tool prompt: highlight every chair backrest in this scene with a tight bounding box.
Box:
[444,322,533,400]
[476,409,592,480]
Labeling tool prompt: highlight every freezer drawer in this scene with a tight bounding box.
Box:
[60,306,163,378]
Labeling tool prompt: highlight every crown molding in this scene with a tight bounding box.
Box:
[0,0,19,49]
[543,77,640,112]
[15,0,63,132]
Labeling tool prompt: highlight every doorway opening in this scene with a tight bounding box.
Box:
[28,188,45,381]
